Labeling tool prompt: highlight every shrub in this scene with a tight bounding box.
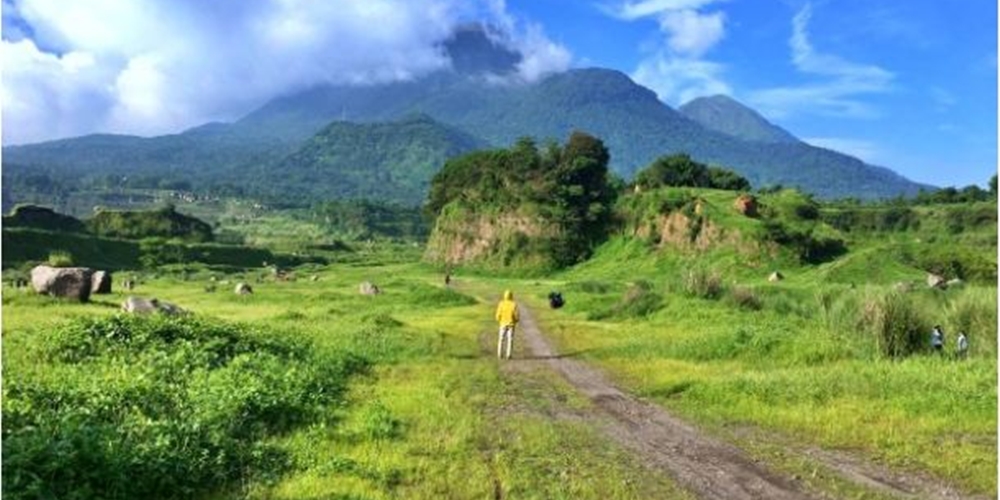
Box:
[729,286,762,311]
[860,290,929,358]
[3,315,367,500]
[588,280,662,320]
[944,288,998,357]
[683,268,724,300]
[45,250,75,267]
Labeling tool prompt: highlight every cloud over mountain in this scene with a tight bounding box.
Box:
[1,0,570,145]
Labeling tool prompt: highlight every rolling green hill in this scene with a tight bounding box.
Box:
[255,114,486,205]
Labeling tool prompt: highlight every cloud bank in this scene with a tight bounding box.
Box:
[2,0,570,144]
[604,0,731,105]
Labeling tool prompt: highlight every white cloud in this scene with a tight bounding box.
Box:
[747,3,894,119]
[604,0,730,104]
[2,0,570,144]
[658,9,724,58]
[632,55,730,105]
[605,0,719,21]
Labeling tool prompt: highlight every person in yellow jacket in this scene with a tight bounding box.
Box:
[495,290,519,359]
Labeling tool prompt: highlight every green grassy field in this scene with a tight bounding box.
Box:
[2,262,691,499]
[3,189,996,499]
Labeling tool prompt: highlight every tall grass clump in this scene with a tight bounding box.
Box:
[944,287,998,356]
[2,315,367,500]
[682,267,723,300]
[588,280,662,320]
[45,250,75,267]
[860,289,930,358]
[728,285,762,311]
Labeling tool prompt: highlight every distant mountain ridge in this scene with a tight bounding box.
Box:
[679,95,800,144]
[2,25,931,207]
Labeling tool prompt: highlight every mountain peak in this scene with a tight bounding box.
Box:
[679,95,799,144]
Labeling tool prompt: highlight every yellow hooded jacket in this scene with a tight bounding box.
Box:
[495,290,519,327]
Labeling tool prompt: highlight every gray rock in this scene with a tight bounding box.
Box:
[359,281,381,295]
[121,296,186,316]
[927,273,947,289]
[91,270,113,294]
[235,282,253,295]
[31,265,94,302]
[768,271,784,282]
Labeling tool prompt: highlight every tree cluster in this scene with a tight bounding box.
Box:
[633,153,751,192]
[426,131,618,266]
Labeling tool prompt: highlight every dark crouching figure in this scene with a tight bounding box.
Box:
[548,291,564,309]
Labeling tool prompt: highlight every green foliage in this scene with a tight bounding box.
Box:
[309,199,428,241]
[634,153,750,191]
[3,205,85,233]
[45,250,75,267]
[757,219,847,264]
[589,280,663,320]
[913,184,995,205]
[859,290,930,358]
[426,132,618,269]
[3,228,141,270]
[728,285,762,311]
[88,205,213,242]
[681,267,724,300]
[2,315,367,500]
[258,114,485,206]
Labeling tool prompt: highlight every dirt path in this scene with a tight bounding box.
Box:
[510,303,984,500]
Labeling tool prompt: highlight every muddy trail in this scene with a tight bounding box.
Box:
[501,303,983,500]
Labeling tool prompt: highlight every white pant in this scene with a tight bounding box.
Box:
[498,325,515,359]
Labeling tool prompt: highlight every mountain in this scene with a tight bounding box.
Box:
[2,25,930,207]
[679,95,799,144]
[253,114,486,205]
[239,67,928,199]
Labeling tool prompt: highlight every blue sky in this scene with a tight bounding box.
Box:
[505,0,998,187]
[2,0,996,187]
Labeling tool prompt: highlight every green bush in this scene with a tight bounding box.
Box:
[729,286,762,311]
[860,290,930,358]
[2,315,368,500]
[944,288,998,357]
[589,280,662,320]
[682,268,724,300]
[45,250,75,267]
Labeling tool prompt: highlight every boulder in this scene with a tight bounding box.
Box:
[91,270,113,294]
[734,194,759,217]
[359,281,381,295]
[235,282,253,295]
[121,296,186,316]
[767,271,784,282]
[31,265,94,302]
[927,273,947,289]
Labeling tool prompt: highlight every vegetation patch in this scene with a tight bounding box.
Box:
[2,315,367,500]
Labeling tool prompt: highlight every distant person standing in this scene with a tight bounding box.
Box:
[957,331,969,359]
[931,325,945,354]
[495,290,519,360]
